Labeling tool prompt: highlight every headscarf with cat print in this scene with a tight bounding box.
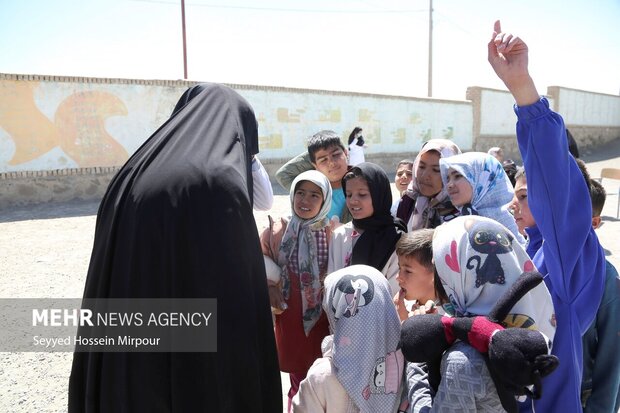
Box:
[433,215,556,342]
[323,265,404,413]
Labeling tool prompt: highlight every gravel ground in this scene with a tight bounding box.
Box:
[1,148,619,412]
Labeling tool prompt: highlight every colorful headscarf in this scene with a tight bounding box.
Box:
[439,151,525,244]
[323,265,404,413]
[399,139,462,230]
[433,215,556,341]
[278,170,332,335]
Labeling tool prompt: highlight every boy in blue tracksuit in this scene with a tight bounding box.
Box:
[489,21,606,412]
[581,180,620,413]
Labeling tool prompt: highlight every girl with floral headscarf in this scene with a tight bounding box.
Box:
[260,170,333,410]
[293,265,405,413]
[396,139,462,231]
[439,151,526,244]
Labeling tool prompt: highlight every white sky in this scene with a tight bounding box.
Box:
[1,0,619,101]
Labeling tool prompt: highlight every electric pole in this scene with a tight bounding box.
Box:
[181,0,188,79]
[428,0,433,97]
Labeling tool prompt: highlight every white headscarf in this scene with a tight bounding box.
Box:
[433,215,555,341]
[323,265,404,413]
[278,170,332,335]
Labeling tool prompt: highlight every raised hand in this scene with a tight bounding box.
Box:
[487,20,539,106]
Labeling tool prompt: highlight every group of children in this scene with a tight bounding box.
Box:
[258,22,617,413]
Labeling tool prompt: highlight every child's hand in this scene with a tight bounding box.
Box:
[393,288,411,322]
[329,215,342,231]
[487,20,539,106]
[411,300,438,316]
[267,281,287,315]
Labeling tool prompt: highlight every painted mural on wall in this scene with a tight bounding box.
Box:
[238,89,473,160]
[0,81,128,169]
[0,77,473,173]
[0,80,181,173]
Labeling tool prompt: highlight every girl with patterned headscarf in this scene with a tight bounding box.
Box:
[404,215,555,412]
[260,170,333,411]
[439,151,526,244]
[396,139,462,231]
[293,265,405,413]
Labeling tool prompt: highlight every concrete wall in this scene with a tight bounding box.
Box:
[0,74,473,174]
[467,85,620,161]
[1,73,619,207]
[547,86,620,149]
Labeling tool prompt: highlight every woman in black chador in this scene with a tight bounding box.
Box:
[69,83,282,412]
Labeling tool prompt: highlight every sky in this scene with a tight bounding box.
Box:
[1,0,619,101]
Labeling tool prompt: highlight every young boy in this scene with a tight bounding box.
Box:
[392,229,447,322]
[491,20,606,412]
[581,179,620,413]
[391,159,414,216]
[275,130,352,223]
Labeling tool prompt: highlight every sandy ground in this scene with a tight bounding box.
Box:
[1,144,619,412]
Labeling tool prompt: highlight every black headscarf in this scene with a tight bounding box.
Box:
[68,83,281,412]
[344,162,407,270]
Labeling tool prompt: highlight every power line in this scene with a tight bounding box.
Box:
[128,0,426,14]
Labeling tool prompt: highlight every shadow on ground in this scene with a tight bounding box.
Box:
[0,199,100,223]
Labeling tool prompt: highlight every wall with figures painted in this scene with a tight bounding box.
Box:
[1,73,619,207]
[0,74,473,174]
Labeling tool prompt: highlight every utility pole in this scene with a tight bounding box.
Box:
[181,0,188,79]
[427,0,433,97]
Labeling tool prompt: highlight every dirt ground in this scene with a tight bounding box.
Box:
[1,145,619,411]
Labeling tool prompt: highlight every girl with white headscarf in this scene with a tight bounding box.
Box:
[293,265,405,413]
[260,170,333,410]
[439,151,526,244]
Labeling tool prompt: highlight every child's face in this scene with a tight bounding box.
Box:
[311,145,349,188]
[345,177,374,220]
[396,255,436,301]
[446,168,473,207]
[395,164,413,193]
[293,181,324,220]
[509,176,536,233]
[415,151,443,197]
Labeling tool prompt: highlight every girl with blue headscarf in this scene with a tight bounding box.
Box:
[439,152,525,245]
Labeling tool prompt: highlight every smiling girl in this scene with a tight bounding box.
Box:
[260,170,333,411]
[439,151,525,244]
[396,139,462,231]
[328,162,407,294]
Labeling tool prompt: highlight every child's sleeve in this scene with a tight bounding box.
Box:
[584,264,620,413]
[405,362,434,413]
[251,156,274,211]
[515,98,605,317]
[327,228,345,275]
[275,152,314,191]
[292,358,334,412]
